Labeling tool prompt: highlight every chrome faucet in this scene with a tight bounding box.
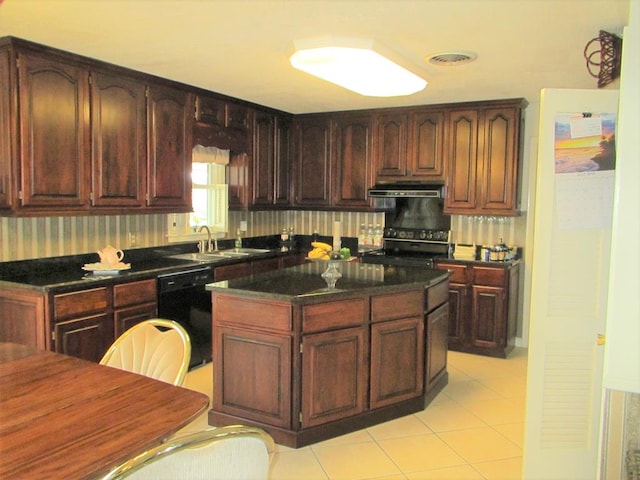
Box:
[197,225,213,253]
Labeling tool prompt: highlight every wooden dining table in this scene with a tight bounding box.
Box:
[0,342,210,480]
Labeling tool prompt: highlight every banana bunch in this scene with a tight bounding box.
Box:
[308,241,333,259]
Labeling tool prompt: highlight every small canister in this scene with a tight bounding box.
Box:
[482,246,490,261]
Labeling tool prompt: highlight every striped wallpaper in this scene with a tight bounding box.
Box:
[1,211,527,262]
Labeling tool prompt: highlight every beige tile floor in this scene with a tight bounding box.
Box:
[182,347,528,480]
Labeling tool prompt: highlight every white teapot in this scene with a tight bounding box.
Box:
[97,245,124,266]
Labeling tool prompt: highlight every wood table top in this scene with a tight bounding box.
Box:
[0,342,209,479]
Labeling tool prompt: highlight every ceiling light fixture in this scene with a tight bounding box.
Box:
[290,36,427,97]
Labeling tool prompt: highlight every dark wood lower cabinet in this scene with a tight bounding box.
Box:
[435,260,519,358]
[370,316,424,409]
[214,325,292,428]
[209,277,449,448]
[0,278,158,362]
[302,327,367,427]
[54,313,114,363]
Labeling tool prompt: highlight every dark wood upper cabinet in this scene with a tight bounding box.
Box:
[250,111,292,208]
[410,109,446,179]
[1,37,195,216]
[251,111,276,207]
[374,108,446,183]
[332,113,374,209]
[274,115,292,206]
[146,83,194,210]
[292,115,332,208]
[194,94,251,152]
[375,111,409,178]
[17,52,90,209]
[90,71,146,207]
[445,109,479,211]
[445,99,526,216]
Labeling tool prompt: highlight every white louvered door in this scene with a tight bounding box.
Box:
[523,88,619,479]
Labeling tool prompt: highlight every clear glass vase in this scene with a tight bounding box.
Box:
[321,261,342,289]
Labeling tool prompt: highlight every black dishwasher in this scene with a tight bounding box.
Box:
[157,266,214,369]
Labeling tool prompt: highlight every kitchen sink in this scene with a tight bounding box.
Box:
[167,248,272,262]
[167,253,228,262]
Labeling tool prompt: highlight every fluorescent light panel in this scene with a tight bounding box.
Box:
[290,37,427,97]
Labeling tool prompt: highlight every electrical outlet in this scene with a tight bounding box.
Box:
[128,232,137,247]
[240,220,247,231]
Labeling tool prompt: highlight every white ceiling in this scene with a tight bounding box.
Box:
[0,0,630,114]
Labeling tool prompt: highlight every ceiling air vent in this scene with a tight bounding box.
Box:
[426,51,477,66]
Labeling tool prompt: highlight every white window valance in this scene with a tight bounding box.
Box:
[192,145,230,165]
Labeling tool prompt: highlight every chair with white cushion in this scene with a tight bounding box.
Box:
[100,425,275,480]
[100,318,191,386]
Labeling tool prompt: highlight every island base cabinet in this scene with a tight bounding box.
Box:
[301,327,367,428]
[208,279,449,448]
[370,316,424,409]
[212,325,292,429]
[426,302,449,390]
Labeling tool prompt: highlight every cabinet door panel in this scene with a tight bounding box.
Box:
[274,116,292,206]
[214,326,291,428]
[426,302,449,390]
[114,303,157,337]
[147,84,193,209]
[91,71,146,207]
[446,284,467,348]
[375,112,408,177]
[332,115,373,208]
[252,112,275,206]
[54,313,114,363]
[370,316,424,409]
[480,107,519,212]
[293,117,331,206]
[471,285,504,349]
[445,109,478,211]
[302,327,367,427]
[411,110,445,179]
[18,53,89,208]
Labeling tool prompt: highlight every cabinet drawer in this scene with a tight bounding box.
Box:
[213,294,292,332]
[473,266,506,287]
[371,290,422,323]
[427,280,449,311]
[113,279,157,308]
[303,298,367,333]
[435,263,467,283]
[53,287,109,319]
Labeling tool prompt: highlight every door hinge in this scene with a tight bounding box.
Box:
[299,343,303,353]
[299,412,303,423]
[89,192,94,202]
[51,330,56,341]
[597,333,606,346]
[18,190,23,200]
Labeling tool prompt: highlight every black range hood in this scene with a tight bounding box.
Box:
[368,183,444,198]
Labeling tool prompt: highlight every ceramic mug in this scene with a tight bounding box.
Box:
[97,245,124,266]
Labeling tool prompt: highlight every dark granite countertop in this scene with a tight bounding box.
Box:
[0,241,298,292]
[206,261,450,303]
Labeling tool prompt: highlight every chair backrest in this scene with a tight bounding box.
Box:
[100,425,275,480]
[100,319,191,386]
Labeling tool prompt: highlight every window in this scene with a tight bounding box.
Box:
[167,146,229,242]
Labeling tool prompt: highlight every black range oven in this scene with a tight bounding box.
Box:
[361,187,451,269]
[361,228,451,269]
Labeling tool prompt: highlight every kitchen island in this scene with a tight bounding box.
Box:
[206,261,450,447]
